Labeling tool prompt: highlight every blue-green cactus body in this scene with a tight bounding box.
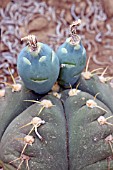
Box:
[17,42,59,94]
[56,38,87,88]
[62,90,113,170]
[78,75,113,113]
[0,95,68,170]
[0,82,39,140]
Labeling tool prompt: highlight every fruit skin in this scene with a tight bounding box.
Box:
[77,75,113,113]
[56,38,87,88]
[0,95,68,170]
[17,42,59,94]
[62,90,113,170]
[0,82,40,140]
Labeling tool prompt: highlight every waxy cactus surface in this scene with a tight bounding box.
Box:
[56,20,87,88]
[0,81,39,140]
[78,74,113,113]
[0,21,113,170]
[63,89,113,170]
[17,35,59,94]
[0,95,68,170]
[0,88,113,170]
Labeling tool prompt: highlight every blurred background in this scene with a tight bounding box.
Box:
[0,0,113,88]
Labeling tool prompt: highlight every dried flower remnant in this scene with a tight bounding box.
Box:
[70,19,81,45]
[20,117,45,140]
[21,35,38,52]
[97,115,113,126]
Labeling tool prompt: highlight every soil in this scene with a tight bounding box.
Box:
[0,0,113,87]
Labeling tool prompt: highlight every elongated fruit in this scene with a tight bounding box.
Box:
[56,20,87,88]
[17,35,59,94]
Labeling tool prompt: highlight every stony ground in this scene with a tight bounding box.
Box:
[0,0,113,87]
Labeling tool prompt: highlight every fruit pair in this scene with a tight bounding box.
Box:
[17,20,87,94]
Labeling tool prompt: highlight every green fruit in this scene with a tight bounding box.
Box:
[17,35,59,94]
[56,38,87,88]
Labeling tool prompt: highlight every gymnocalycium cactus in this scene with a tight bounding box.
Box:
[63,89,113,170]
[17,35,59,94]
[0,20,113,170]
[56,19,87,88]
[0,87,113,170]
[0,95,68,170]
[0,72,41,140]
[77,56,113,113]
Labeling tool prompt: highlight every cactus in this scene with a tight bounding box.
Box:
[17,35,59,94]
[56,20,87,88]
[0,79,40,140]
[0,87,113,170]
[0,23,113,170]
[78,74,113,113]
[0,95,68,170]
[62,89,113,170]
[77,57,113,113]
[0,160,16,170]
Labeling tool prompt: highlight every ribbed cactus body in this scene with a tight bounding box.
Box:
[0,82,39,140]
[78,75,113,113]
[63,90,113,170]
[1,89,113,170]
[81,161,113,170]
[0,95,68,170]
[0,160,16,170]
[17,43,59,94]
[1,27,113,169]
[56,38,87,88]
